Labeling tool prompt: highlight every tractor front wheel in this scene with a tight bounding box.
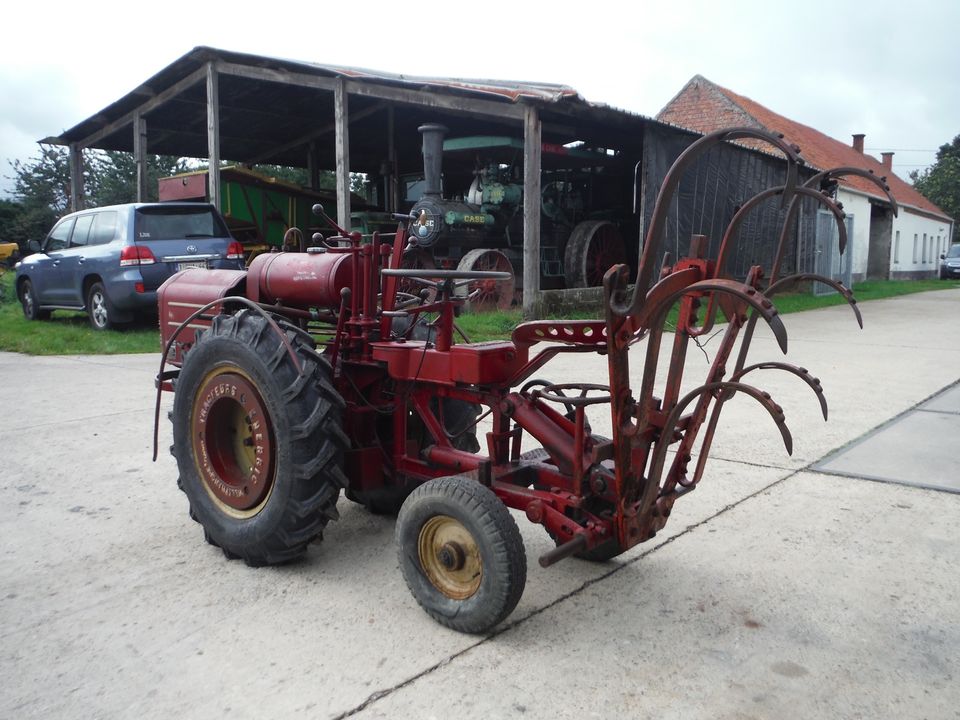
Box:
[396,476,526,633]
[171,310,348,566]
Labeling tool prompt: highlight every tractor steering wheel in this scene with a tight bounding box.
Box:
[381,268,512,290]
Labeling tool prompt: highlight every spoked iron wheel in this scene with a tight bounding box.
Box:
[172,311,348,566]
[456,248,515,312]
[399,247,437,302]
[397,475,526,633]
[564,220,627,288]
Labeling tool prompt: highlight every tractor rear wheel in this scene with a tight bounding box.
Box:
[563,220,627,288]
[396,475,526,633]
[171,310,348,566]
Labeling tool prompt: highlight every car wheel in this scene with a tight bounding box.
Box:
[19,280,50,321]
[87,282,113,330]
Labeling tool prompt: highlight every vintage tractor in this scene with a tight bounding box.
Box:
[153,127,897,633]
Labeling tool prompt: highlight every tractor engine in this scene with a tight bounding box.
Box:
[158,250,354,365]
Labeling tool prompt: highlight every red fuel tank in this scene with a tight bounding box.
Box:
[246,251,354,309]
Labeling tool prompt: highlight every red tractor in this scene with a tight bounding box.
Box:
[153,128,896,633]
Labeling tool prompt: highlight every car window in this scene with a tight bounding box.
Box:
[947,246,960,259]
[45,217,76,252]
[134,206,229,241]
[89,211,119,245]
[71,215,94,247]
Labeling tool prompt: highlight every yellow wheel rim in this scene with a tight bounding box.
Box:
[417,515,483,600]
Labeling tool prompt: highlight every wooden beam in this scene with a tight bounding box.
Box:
[133,112,148,202]
[343,79,526,123]
[246,102,384,165]
[69,144,85,212]
[74,66,207,149]
[216,61,338,92]
[334,78,350,230]
[522,105,542,319]
[206,62,221,210]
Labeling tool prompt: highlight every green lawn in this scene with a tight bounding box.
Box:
[1,270,957,355]
[0,272,161,355]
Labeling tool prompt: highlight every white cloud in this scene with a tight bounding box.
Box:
[1,0,958,196]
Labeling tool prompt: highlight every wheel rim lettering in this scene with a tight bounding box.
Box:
[191,368,275,517]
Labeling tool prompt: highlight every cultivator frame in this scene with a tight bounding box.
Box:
[155,126,897,632]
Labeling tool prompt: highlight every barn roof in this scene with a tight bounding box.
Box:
[657,75,952,223]
[43,46,653,173]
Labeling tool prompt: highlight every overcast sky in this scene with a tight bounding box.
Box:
[1,0,957,198]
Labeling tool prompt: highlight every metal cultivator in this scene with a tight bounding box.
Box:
[155,126,896,633]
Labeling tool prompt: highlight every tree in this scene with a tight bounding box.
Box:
[911,134,960,243]
[9,144,77,215]
[93,152,191,206]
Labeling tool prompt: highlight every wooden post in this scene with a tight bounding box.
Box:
[387,106,398,213]
[133,112,148,202]
[334,78,351,231]
[307,140,320,191]
[69,144,84,212]
[522,105,542,319]
[206,62,221,210]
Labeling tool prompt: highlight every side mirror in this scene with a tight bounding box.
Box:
[941,254,946,260]
[28,240,42,253]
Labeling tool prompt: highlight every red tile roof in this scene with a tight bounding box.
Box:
[657,76,951,222]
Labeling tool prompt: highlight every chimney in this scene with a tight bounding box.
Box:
[881,152,894,172]
[852,134,865,153]
[418,123,448,197]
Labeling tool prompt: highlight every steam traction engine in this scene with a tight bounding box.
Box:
[154,127,896,633]
[407,123,630,309]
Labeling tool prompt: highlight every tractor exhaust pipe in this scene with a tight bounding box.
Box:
[419,123,448,197]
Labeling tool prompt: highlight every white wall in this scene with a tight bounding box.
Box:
[838,189,951,279]
[837,190,872,278]
[889,209,952,276]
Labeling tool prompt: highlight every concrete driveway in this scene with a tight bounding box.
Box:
[2,288,959,719]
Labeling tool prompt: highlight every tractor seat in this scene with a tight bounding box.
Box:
[371,340,527,386]
[511,320,609,351]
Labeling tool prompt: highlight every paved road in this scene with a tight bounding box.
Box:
[2,288,959,719]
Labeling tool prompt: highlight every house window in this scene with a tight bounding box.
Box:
[894,230,900,263]
[913,234,918,263]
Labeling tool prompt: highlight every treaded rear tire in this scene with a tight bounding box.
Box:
[396,476,526,633]
[171,310,348,566]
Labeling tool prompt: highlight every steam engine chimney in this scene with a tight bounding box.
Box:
[852,133,865,153]
[419,123,448,197]
[881,152,894,172]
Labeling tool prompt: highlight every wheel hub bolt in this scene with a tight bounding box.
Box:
[438,542,466,570]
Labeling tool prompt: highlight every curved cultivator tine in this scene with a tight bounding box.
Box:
[646,380,793,499]
[730,361,827,420]
[637,275,789,353]
[766,273,863,329]
[809,166,899,218]
[610,127,805,317]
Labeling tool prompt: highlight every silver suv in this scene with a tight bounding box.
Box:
[15,203,244,329]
